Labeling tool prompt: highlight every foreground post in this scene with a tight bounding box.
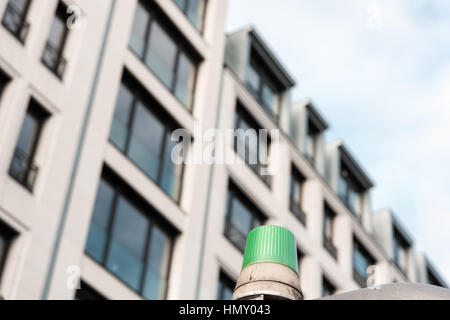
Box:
[232,225,303,300]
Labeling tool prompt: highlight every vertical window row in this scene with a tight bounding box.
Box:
[85,170,174,300]
[224,183,264,253]
[9,99,49,192]
[129,1,198,109]
[109,72,183,201]
[1,0,31,43]
[173,0,207,32]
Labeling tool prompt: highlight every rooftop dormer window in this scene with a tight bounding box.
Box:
[245,50,280,122]
[305,117,320,166]
[392,227,410,274]
[338,163,362,218]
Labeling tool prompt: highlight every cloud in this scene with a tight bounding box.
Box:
[227,0,450,282]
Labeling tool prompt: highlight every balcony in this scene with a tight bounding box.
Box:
[290,201,306,226]
[9,148,38,192]
[324,237,338,260]
[1,2,30,43]
[42,42,66,79]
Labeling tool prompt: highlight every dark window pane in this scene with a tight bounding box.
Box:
[110,84,134,151]
[106,197,149,291]
[129,2,150,59]
[174,53,195,108]
[85,179,115,262]
[75,282,105,300]
[2,0,30,42]
[128,102,165,180]
[146,23,177,88]
[143,226,171,300]
[0,222,15,283]
[217,272,235,300]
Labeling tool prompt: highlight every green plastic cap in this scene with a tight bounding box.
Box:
[242,225,298,274]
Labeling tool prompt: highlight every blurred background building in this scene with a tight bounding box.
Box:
[0,0,446,300]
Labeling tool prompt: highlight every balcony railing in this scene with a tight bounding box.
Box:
[9,148,38,191]
[1,2,30,43]
[324,237,338,260]
[42,42,66,79]
[290,201,306,226]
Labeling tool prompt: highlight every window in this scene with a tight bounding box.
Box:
[338,163,362,218]
[173,0,207,32]
[289,167,306,225]
[297,250,304,277]
[245,51,280,121]
[109,72,184,201]
[392,228,409,274]
[42,2,69,79]
[353,239,375,287]
[305,118,320,166]
[0,221,15,284]
[427,267,445,288]
[234,104,271,186]
[224,183,264,253]
[1,0,31,43]
[85,170,174,300]
[322,277,336,297]
[75,282,106,300]
[217,272,235,300]
[9,100,48,192]
[129,1,198,109]
[323,204,337,260]
[0,70,10,98]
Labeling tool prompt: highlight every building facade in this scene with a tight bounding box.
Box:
[0,0,447,300]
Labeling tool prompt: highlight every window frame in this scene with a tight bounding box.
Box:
[0,221,16,284]
[323,204,338,260]
[129,1,200,110]
[85,168,176,300]
[217,271,235,300]
[245,50,281,122]
[234,103,272,187]
[1,0,31,43]
[224,182,265,253]
[9,99,49,192]
[289,166,306,225]
[172,0,207,33]
[109,71,186,202]
[41,1,69,79]
[352,238,376,288]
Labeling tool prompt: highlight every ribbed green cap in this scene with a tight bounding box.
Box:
[242,225,298,274]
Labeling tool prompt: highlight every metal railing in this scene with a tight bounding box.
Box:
[42,42,67,79]
[1,2,30,43]
[9,148,38,191]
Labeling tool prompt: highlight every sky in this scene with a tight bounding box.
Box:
[226,0,450,283]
